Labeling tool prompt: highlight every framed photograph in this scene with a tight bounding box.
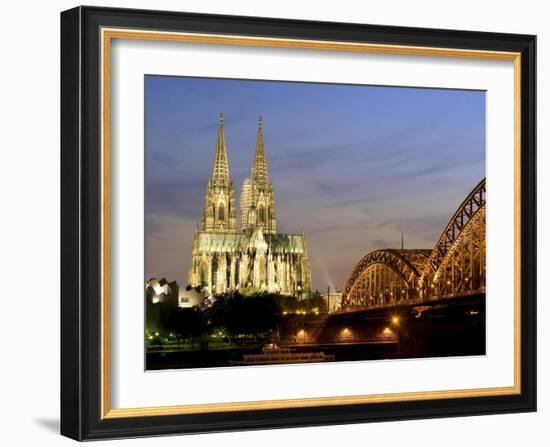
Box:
[61,6,536,441]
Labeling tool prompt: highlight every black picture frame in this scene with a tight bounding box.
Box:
[61,5,536,441]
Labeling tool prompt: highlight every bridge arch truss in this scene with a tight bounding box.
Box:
[419,179,486,300]
[342,179,486,311]
[342,249,431,308]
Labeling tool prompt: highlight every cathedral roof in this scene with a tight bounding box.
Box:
[194,231,308,254]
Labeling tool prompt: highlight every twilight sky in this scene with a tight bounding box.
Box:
[145,75,485,291]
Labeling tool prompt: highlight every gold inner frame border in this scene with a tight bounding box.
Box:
[100,27,522,419]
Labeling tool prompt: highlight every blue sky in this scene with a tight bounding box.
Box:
[145,75,485,291]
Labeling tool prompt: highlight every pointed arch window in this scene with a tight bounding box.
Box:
[258,204,265,224]
[218,203,225,222]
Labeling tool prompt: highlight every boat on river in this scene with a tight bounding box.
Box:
[230,343,335,365]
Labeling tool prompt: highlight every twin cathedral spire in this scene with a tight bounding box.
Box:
[202,113,277,235]
[190,113,311,297]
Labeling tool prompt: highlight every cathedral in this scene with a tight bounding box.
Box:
[188,114,312,298]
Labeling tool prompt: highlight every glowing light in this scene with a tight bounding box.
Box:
[382,327,393,336]
[391,316,400,325]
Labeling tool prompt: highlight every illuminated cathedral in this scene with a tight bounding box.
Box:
[188,114,311,298]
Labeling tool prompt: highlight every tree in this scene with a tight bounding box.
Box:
[306,292,328,313]
[163,307,207,340]
[205,291,284,339]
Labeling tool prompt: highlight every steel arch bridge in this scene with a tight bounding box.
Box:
[342,179,486,310]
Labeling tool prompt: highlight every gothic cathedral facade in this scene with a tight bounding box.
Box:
[188,114,311,298]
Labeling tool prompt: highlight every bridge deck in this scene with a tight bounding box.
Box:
[335,292,485,316]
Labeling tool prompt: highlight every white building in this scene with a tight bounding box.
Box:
[178,286,205,308]
[322,290,342,313]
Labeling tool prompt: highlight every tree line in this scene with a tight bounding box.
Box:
[146,289,327,346]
